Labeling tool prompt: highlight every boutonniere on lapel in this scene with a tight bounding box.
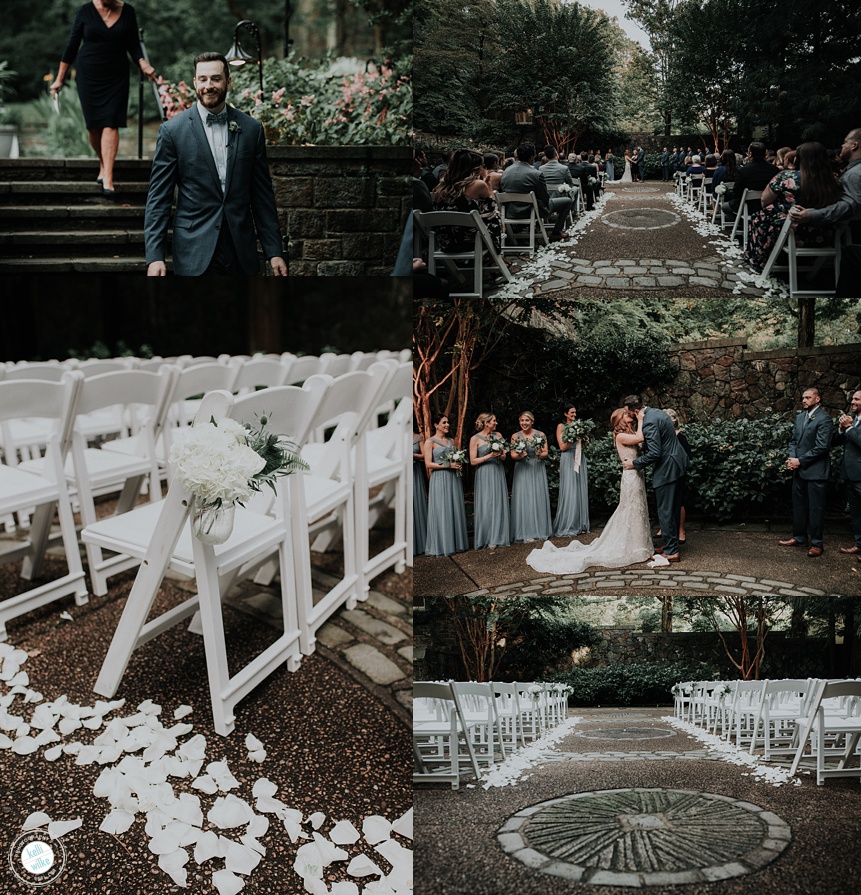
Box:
[227,119,241,150]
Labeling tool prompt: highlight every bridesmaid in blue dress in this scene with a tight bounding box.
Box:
[413,432,428,556]
[423,414,469,556]
[554,403,590,537]
[469,412,510,550]
[509,411,552,542]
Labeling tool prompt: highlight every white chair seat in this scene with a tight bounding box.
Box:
[0,466,60,508]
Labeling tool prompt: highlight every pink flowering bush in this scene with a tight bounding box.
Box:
[156,57,410,145]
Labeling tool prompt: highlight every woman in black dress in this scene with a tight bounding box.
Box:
[50,0,156,194]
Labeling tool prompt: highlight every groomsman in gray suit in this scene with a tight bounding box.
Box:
[145,52,286,276]
[833,389,861,554]
[779,386,834,557]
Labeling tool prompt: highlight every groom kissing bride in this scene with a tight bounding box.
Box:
[527,394,689,574]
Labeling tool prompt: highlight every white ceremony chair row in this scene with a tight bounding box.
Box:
[82,363,402,735]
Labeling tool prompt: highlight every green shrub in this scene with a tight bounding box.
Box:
[550,660,718,706]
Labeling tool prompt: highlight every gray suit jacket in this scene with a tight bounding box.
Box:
[144,105,283,276]
[833,417,861,481]
[788,408,833,480]
[500,161,550,218]
[632,406,689,487]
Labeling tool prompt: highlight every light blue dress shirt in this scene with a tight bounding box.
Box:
[196,101,228,194]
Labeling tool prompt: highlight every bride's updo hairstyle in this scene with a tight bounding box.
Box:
[475,412,495,431]
[611,408,633,435]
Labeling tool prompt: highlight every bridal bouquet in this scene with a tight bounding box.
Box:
[440,447,468,475]
[487,433,508,455]
[530,432,547,451]
[170,414,308,508]
[561,419,596,444]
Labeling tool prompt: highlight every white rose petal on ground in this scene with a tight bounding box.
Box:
[375,838,411,869]
[12,736,40,755]
[330,883,360,895]
[158,848,189,887]
[224,839,262,875]
[100,809,135,835]
[329,820,360,845]
[191,775,219,794]
[59,717,82,736]
[0,733,13,750]
[34,729,61,746]
[247,749,267,763]
[283,816,306,843]
[194,830,222,865]
[246,814,269,838]
[173,705,194,719]
[208,795,254,829]
[44,744,64,761]
[245,733,263,752]
[311,832,348,865]
[207,760,240,791]
[240,834,266,855]
[308,811,325,830]
[293,842,324,879]
[362,816,392,844]
[347,854,382,877]
[251,778,277,799]
[170,793,204,827]
[392,809,412,840]
[48,818,82,839]
[23,811,51,830]
[179,734,207,761]
[59,611,74,621]
[212,868,245,895]
[303,876,328,895]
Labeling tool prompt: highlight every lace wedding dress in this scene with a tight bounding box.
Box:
[526,442,652,574]
[620,159,633,184]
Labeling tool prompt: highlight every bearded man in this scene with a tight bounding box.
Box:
[144,52,286,276]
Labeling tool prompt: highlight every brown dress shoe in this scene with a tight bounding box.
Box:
[807,546,823,557]
[665,553,681,562]
[778,538,805,547]
[840,546,861,555]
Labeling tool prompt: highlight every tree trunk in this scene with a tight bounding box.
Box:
[247,286,282,353]
[661,596,674,633]
[797,297,815,348]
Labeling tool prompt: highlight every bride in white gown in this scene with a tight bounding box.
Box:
[526,407,653,574]
[620,151,634,184]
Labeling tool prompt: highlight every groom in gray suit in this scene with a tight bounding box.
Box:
[622,395,689,561]
[145,53,286,276]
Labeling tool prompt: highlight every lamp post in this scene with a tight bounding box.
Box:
[284,0,294,57]
[225,20,263,98]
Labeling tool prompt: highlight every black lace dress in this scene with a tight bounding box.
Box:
[433,194,503,254]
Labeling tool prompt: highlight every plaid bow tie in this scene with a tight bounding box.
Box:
[206,110,228,126]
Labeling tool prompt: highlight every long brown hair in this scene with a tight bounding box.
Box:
[611,408,633,435]
[796,142,843,208]
[432,149,484,205]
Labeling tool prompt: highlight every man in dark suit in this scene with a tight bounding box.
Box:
[500,143,572,241]
[722,141,779,218]
[145,52,285,276]
[636,146,646,182]
[568,151,598,210]
[779,386,834,557]
[661,147,671,181]
[833,389,861,554]
[622,395,689,562]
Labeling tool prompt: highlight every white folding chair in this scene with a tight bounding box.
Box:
[712,182,735,227]
[492,682,523,754]
[790,679,861,784]
[760,215,847,297]
[729,189,763,250]
[698,177,714,215]
[0,372,88,640]
[748,678,813,759]
[282,355,326,386]
[413,209,513,300]
[493,190,550,257]
[724,679,766,746]
[230,356,289,395]
[84,385,323,736]
[450,681,502,769]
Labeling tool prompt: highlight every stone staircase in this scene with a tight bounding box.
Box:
[0,158,157,273]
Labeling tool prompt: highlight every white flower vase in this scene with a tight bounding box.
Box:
[191,496,235,545]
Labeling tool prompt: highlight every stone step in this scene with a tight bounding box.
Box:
[0,204,146,232]
[0,181,150,205]
[0,230,147,257]
[0,158,153,182]
[0,255,158,273]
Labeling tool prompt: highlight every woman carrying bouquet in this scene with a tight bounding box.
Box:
[423,414,468,556]
[509,411,552,543]
[554,404,591,537]
[469,412,510,550]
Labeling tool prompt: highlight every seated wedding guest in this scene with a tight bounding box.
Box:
[775,146,793,170]
[791,128,861,226]
[483,152,504,192]
[503,156,516,170]
[500,142,572,241]
[569,151,599,210]
[469,412,510,550]
[432,148,502,252]
[424,414,468,557]
[413,149,433,213]
[711,149,738,191]
[703,153,719,196]
[686,154,706,176]
[682,155,693,170]
[745,141,842,272]
[540,144,577,200]
[784,150,797,170]
[509,411,552,543]
[724,142,779,216]
[430,151,451,188]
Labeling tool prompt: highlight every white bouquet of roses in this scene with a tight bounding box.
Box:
[530,432,547,451]
[440,446,468,476]
[715,183,727,196]
[170,414,308,508]
[510,436,529,456]
[561,418,596,444]
[555,183,574,196]
[487,432,508,455]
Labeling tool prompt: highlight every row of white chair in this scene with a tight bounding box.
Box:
[674,677,861,785]
[1,360,412,735]
[413,681,570,789]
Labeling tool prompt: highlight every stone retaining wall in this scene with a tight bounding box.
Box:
[646,337,861,422]
[267,146,410,276]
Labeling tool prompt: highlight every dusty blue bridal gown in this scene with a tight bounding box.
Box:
[510,437,553,542]
[413,440,428,556]
[472,437,510,549]
[425,437,468,556]
[554,440,590,537]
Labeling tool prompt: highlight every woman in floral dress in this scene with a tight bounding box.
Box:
[509,411,552,543]
[745,141,843,273]
[432,149,502,253]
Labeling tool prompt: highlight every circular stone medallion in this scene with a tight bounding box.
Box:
[602,208,681,230]
[498,788,791,886]
[621,186,661,193]
[575,727,675,740]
